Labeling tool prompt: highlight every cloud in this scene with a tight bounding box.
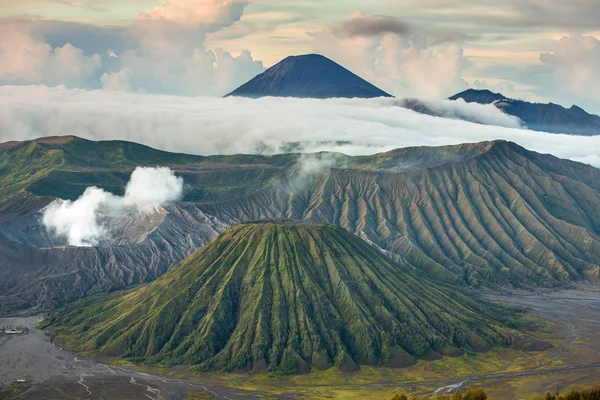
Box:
[1,85,599,170]
[297,152,346,175]
[539,34,600,109]
[100,47,263,96]
[131,0,247,53]
[397,97,523,128]
[330,11,411,38]
[393,0,600,31]
[138,0,246,27]
[96,0,265,95]
[0,0,264,96]
[310,12,469,98]
[0,21,102,88]
[42,166,183,246]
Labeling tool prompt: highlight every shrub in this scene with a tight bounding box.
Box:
[463,388,487,400]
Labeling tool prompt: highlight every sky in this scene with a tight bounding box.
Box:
[1,0,599,112]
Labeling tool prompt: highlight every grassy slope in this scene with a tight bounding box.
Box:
[2,136,600,287]
[45,222,530,375]
[0,136,298,219]
[0,141,64,222]
[203,141,600,287]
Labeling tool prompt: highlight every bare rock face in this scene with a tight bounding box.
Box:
[0,203,168,248]
[0,205,230,316]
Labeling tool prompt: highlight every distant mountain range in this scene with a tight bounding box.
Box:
[45,221,540,374]
[225,54,392,99]
[2,136,600,315]
[448,89,600,136]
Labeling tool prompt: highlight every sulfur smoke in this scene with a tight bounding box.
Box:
[43,166,183,246]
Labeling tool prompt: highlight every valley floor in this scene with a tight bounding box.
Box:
[0,316,261,400]
[2,286,600,400]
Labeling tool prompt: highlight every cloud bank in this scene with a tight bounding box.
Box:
[43,166,183,246]
[1,85,599,169]
[396,97,523,128]
[0,0,264,96]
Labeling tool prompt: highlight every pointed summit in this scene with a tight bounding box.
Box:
[225,54,393,99]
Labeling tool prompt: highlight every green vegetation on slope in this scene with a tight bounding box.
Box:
[0,136,299,217]
[0,140,64,222]
[203,141,600,287]
[388,386,600,400]
[2,136,600,288]
[45,221,531,374]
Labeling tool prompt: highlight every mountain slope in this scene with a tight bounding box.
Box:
[225,54,393,99]
[450,89,600,136]
[45,221,527,374]
[0,206,228,316]
[200,141,600,286]
[2,138,600,315]
[0,136,297,222]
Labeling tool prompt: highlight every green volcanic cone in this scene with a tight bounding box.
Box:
[46,221,530,374]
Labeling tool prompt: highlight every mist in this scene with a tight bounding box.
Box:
[1,85,599,167]
[43,166,183,246]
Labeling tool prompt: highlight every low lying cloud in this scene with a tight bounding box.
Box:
[1,85,599,169]
[43,167,183,246]
[397,98,523,128]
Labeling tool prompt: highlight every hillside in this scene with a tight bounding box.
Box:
[0,136,296,222]
[1,137,600,315]
[225,54,393,99]
[202,141,600,286]
[45,221,530,374]
[449,89,600,136]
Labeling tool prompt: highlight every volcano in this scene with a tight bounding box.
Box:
[225,54,393,99]
[449,89,600,136]
[45,221,532,374]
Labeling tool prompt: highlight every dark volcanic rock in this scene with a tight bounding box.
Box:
[225,54,393,99]
[450,89,600,136]
[0,205,229,316]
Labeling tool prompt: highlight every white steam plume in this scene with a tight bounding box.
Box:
[1,86,600,168]
[43,166,183,246]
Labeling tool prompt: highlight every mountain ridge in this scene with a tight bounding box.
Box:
[1,136,600,315]
[449,89,600,136]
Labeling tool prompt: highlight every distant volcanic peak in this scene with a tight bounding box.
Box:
[450,89,505,104]
[47,221,522,374]
[449,89,600,135]
[225,53,393,99]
